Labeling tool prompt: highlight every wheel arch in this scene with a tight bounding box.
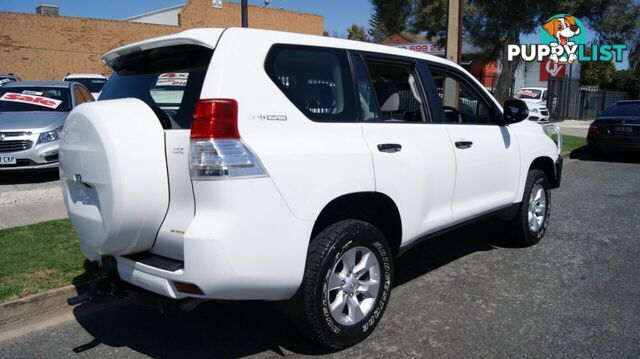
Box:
[529,156,560,188]
[310,192,403,256]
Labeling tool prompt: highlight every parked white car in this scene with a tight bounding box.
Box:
[514,87,550,122]
[63,73,107,100]
[60,28,563,349]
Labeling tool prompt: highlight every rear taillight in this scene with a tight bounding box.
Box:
[189,99,266,179]
[588,121,599,135]
[191,99,239,139]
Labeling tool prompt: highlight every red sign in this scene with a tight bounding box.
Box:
[0,92,62,109]
[540,57,566,81]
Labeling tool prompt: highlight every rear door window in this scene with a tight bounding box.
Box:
[265,45,357,122]
[99,45,213,129]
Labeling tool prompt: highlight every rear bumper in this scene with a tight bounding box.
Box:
[587,135,640,152]
[108,177,314,301]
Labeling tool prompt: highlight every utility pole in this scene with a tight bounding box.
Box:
[445,0,463,64]
[241,0,248,27]
[443,0,463,109]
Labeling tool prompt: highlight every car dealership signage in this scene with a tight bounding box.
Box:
[388,42,445,56]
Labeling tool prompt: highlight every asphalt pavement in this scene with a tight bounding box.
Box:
[1,152,639,358]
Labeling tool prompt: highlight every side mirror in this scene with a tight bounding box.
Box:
[501,99,529,124]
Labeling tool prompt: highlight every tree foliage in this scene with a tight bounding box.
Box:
[368,0,413,42]
[413,0,448,39]
[409,0,639,102]
[347,24,370,42]
[580,59,616,86]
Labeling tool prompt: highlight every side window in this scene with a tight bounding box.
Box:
[356,57,426,123]
[265,45,356,122]
[73,87,85,106]
[430,68,494,124]
[80,87,94,102]
[353,56,380,122]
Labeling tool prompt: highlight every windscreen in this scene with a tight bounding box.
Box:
[67,78,107,93]
[0,87,71,112]
[100,45,213,129]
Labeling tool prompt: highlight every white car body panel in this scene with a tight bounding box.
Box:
[361,123,456,245]
[444,124,521,221]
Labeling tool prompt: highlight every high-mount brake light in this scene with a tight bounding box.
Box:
[189,99,266,179]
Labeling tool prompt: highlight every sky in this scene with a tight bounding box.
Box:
[0,0,373,36]
[0,0,628,68]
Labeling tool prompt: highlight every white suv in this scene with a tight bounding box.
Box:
[60,28,563,349]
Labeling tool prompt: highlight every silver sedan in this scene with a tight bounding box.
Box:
[0,81,94,171]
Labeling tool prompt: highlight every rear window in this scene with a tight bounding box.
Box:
[100,45,213,129]
[600,102,640,117]
[0,87,71,112]
[265,45,357,122]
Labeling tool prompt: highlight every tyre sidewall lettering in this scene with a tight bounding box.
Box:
[317,225,392,340]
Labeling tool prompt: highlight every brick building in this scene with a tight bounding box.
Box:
[0,0,323,80]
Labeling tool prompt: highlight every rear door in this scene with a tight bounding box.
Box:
[355,53,456,244]
[424,64,520,221]
[99,44,214,260]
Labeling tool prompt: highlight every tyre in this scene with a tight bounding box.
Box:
[508,169,551,246]
[296,220,393,349]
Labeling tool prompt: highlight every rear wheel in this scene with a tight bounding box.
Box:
[296,220,393,349]
[508,169,551,246]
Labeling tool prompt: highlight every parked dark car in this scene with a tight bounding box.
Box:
[588,100,640,153]
[0,73,20,86]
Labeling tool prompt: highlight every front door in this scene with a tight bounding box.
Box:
[426,65,521,222]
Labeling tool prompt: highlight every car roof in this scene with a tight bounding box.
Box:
[0,74,18,78]
[65,73,107,79]
[2,80,73,88]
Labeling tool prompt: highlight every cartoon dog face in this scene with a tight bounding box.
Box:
[543,16,581,45]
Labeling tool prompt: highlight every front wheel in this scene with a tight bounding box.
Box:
[508,169,551,246]
[295,220,393,349]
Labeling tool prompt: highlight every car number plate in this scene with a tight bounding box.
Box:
[0,154,17,165]
[613,126,633,133]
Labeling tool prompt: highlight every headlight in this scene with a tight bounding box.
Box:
[529,108,539,113]
[38,126,63,144]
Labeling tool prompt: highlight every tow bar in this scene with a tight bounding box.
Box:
[66,256,202,312]
[66,256,123,305]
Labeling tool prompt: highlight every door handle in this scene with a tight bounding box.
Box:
[377,143,402,153]
[454,140,473,149]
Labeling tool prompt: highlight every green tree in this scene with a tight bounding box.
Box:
[347,24,370,42]
[413,0,448,39]
[604,69,640,95]
[580,60,616,87]
[368,0,413,42]
[411,0,640,103]
[589,0,640,82]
